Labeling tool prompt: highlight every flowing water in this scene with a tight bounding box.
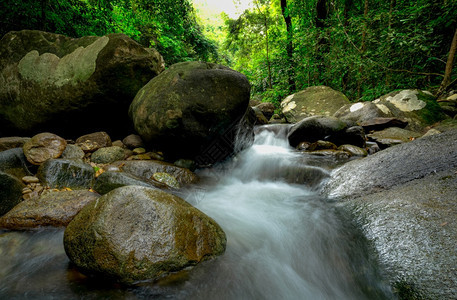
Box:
[0,125,393,299]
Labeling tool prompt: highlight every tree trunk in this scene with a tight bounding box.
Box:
[281,0,296,92]
[315,0,328,83]
[41,0,49,31]
[437,27,457,97]
[357,0,369,99]
[255,1,273,89]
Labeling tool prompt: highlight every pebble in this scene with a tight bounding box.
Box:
[22,176,40,184]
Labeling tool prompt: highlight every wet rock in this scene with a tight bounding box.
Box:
[360,117,408,132]
[111,140,125,148]
[252,106,269,125]
[269,114,287,124]
[64,186,226,283]
[0,148,33,179]
[306,150,351,160]
[366,141,381,155]
[76,132,112,153]
[281,86,350,123]
[61,144,85,160]
[152,172,180,189]
[129,61,251,165]
[37,159,95,190]
[341,170,457,299]
[23,133,67,165]
[0,30,164,137]
[22,176,39,184]
[174,159,197,172]
[132,148,146,155]
[0,137,30,152]
[0,190,99,229]
[288,116,347,147]
[308,140,337,151]
[330,126,367,148]
[338,144,368,157]
[93,171,160,195]
[0,171,25,216]
[254,102,275,120]
[91,146,125,164]
[367,127,422,148]
[322,128,457,199]
[109,160,198,186]
[122,134,144,149]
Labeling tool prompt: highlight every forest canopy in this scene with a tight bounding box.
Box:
[1,0,456,104]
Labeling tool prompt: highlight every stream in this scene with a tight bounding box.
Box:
[0,125,393,299]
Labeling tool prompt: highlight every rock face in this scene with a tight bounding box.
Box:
[0,30,164,137]
[64,186,227,283]
[322,129,457,299]
[335,90,447,131]
[23,133,67,165]
[280,86,350,123]
[0,190,99,229]
[129,61,251,165]
[0,171,24,216]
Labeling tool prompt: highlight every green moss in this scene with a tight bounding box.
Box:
[393,280,429,300]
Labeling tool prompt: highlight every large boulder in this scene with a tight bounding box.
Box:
[0,148,33,179]
[287,116,347,147]
[64,186,227,283]
[0,30,164,137]
[280,86,350,123]
[37,159,95,190]
[334,90,447,131]
[321,129,457,299]
[0,190,99,229]
[129,61,251,165]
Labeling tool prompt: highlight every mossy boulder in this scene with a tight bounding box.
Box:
[335,90,447,132]
[0,30,164,137]
[280,86,350,123]
[64,186,226,283]
[0,171,25,216]
[0,148,33,179]
[129,61,251,165]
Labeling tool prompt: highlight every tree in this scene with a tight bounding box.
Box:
[438,27,457,97]
[280,0,295,92]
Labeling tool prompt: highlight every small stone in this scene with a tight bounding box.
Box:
[122,134,144,149]
[22,187,33,194]
[62,144,85,160]
[297,142,312,151]
[338,144,368,157]
[76,132,112,153]
[112,140,125,148]
[91,146,125,164]
[23,132,67,165]
[22,176,40,184]
[133,148,146,155]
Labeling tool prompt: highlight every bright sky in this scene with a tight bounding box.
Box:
[192,0,252,19]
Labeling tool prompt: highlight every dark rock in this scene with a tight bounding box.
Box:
[109,160,198,186]
[93,171,160,195]
[64,186,226,283]
[322,128,457,199]
[0,171,25,216]
[367,127,422,149]
[91,146,125,164]
[308,140,337,151]
[129,61,251,165]
[23,132,67,165]
[306,149,351,160]
[254,102,275,120]
[0,190,99,229]
[122,134,144,149]
[174,159,197,172]
[0,30,164,137]
[329,126,366,148]
[281,86,350,123]
[0,148,33,178]
[0,137,30,152]
[37,159,95,190]
[61,144,85,160]
[76,132,112,153]
[288,116,347,147]
[360,117,408,132]
[366,141,380,155]
[338,144,368,157]
[252,106,269,125]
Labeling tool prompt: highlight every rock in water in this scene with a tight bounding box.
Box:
[129,61,251,165]
[280,86,350,123]
[64,186,226,283]
[0,30,164,137]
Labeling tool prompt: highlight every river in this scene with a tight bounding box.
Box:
[0,125,393,299]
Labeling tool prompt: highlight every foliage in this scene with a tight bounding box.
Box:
[0,0,217,64]
[219,0,457,105]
